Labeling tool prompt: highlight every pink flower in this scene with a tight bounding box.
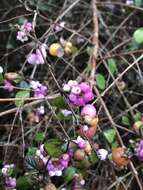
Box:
[23,21,32,32]
[3,80,14,92]
[5,177,16,188]
[81,104,96,117]
[16,31,28,42]
[65,81,94,106]
[27,44,47,65]
[71,86,81,95]
[16,20,32,42]
[73,136,87,149]
[30,81,47,97]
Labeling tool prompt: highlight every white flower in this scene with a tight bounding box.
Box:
[61,109,72,117]
[97,149,108,160]
[1,168,8,175]
[83,125,89,132]
[63,84,71,92]
[0,66,3,73]
[36,150,41,157]
[37,106,45,115]
[67,80,78,87]
[80,179,85,185]
[55,169,62,176]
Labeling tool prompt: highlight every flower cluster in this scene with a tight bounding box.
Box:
[27,44,47,65]
[47,154,70,177]
[1,164,16,189]
[16,20,32,42]
[3,80,14,92]
[30,81,47,97]
[73,136,88,149]
[136,140,143,161]
[63,80,94,106]
[36,144,70,177]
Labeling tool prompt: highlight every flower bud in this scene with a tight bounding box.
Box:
[81,104,97,117]
[49,43,64,57]
[74,149,85,160]
[112,147,129,167]
[84,143,92,154]
[4,72,19,81]
[133,121,143,130]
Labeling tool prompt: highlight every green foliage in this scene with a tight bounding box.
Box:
[104,129,116,144]
[51,96,67,109]
[121,115,130,126]
[15,90,30,107]
[86,46,92,55]
[44,139,64,157]
[16,175,31,189]
[96,73,106,90]
[34,132,45,142]
[135,0,143,6]
[133,112,142,122]
[64,166,76,182]
[133,28,143,44]
[107,58,117,75]
[27,147,37,156]
[0,74,4,84]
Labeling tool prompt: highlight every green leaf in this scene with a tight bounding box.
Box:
[86,46,92,55]
[71,46,79,55]
[15,90,30,107]
[135,0,142,6]
[27,147,37,156]
[133,28,143,44]
[111,141,118,149]
[44,139,64,157]
[122,115,130,126]
[107,58,117,74]
[51,96,67,109]
[133,112,142,122]
[34,132,45,142]
[16,175,31,189]
[96,73,106,90]
[104,129,116,144]
[0,74,3,84]
[64,166,76,182]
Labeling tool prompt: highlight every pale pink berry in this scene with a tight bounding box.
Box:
[81,104,96,117]
[71,86,81,95]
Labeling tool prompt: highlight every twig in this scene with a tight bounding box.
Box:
[90,0,99,86]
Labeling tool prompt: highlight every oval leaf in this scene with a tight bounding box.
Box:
[96,73,106,90]
[133,28,143,44]
[15,90,30,107]
[104,129,116,144]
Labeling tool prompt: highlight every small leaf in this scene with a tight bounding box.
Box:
[133,112,142,122]
[133,28,143,44]
[51,96,67,109]
[96,73,106,90]
[34,132,45,142]
[27,147,37,156]
[122,115,130,126]
[86,46,92,55]
[0,74,4,84]
[44,139,64,157]
[16,175,31,189]
[71,46,79,55]
[107,59,117,74]
[64,166,76,182]
[15,90,30,107]
[135,0,142,6]
[104,129,116,144]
